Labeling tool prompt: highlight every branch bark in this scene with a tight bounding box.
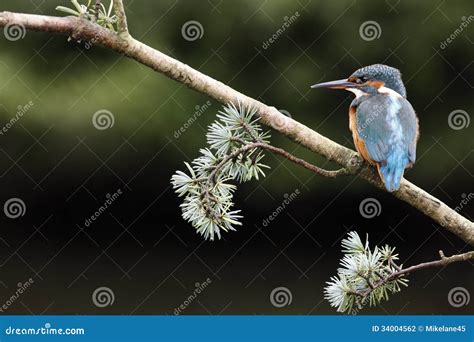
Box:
[112,0,128,37]
[0,11,473,245]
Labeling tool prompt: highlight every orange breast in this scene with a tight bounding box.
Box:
[349,106,377,166]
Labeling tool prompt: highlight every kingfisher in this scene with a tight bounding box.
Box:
[311,64,419,192]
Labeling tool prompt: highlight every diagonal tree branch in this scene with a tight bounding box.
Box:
[0,11,473,245]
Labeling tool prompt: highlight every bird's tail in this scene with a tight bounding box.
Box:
[377,148,408,192]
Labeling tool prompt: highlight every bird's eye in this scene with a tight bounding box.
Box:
[359,76,368,83]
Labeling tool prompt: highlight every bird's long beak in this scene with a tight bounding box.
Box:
[310,78,359,89]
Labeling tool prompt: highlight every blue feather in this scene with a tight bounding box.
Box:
[378,146,408,192]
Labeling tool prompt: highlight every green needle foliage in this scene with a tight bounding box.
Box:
[171,103,270,241]
[56,0,118,31]
[325,231,408,314]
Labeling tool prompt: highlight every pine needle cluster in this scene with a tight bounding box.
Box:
[56,0,118,31]
[171,103,270,240]
[324,231,408,314]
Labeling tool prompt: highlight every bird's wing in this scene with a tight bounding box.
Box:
[356,94,417,164]
[398,100,418,164]
[355,95,393,163]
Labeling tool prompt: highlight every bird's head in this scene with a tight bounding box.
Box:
[311,64,407,98]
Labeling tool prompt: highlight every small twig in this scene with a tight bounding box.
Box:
[387,250,474,279]
[113,0,128,36]
[94,0,101,21]
[259,143,353,178]
[208,142,352,183]
[388,258,401,271]
[357,250,474,298]
[241,121,260,142]
[201,141,351,216]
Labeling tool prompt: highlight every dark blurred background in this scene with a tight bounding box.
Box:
[0,0,472,315]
